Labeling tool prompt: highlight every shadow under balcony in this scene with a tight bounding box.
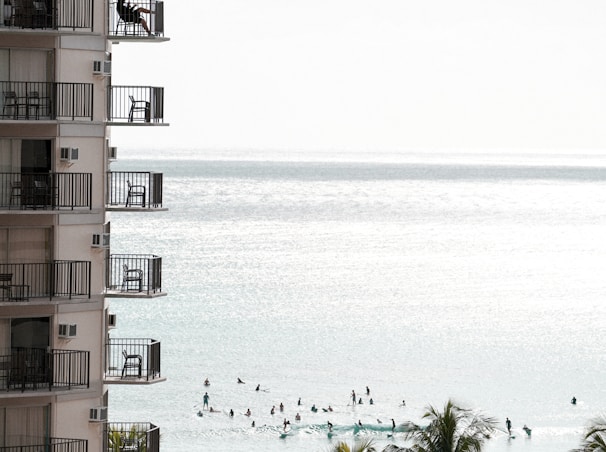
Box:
[106,423,160,452]
[107,171,166,211]
[0,261,91,303]
[0,81,93,121]
[1,0,93,31]
[108,0,168,42]
[108,86,166,125]
[0,438,87,452]
[0,347,90,394]
[106,254,166,298]
[105,338,165,385]
[0,172,92,211]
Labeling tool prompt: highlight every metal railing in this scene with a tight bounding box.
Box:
[2,0,93,30]
[108,0,165,38]
[108,85,165,124]
[0,81,93,121]
[106,423,159,452]
[0,347,89,392]
[0,261,91,301]
[0,172,92,210]
[0,438,87,452]
[107,171,163,208]
[105,338,161,381]
[107,254,162,295]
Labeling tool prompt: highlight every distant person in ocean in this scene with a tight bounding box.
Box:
[251,420,255,427]
[245,408,251,416]
[401,400,406,407]
[358,397,363,404]
[366,386,370,395]
[280,402,284,412]
[295,413,301,421]
[311,404,318,412]
[237,377,245,384]
[256,384,260,391]
[283,418,290,431]
[523,424,532,436]
[571,396,577,405]
[327,421,333,432]
[391,418,396,432]
[298,397,301,406]
[351,390,356,405]
[203,392,209,410]
[271,406,275,415]
[506,417,512,435]
[204,378,210,386]
[197,410,203,417]
[358,420,363,427]
[369,398,374,405]
[328,405,333,412]
[229,409,234,417]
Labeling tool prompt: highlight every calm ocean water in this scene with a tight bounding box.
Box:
[108,149,606,451]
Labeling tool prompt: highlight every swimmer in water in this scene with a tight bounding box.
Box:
[237,377,245,384]
[327,421,333,432]
[391,418,395,432]
[245,408,251,416]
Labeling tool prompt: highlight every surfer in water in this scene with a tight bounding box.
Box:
[506,417,512,435]
[391,418,396,432]
[351,390,356,405]
[237,377,245,384]
[283,418,290,431]
[255,384,260,391]
[202,392,209,410]
[204,378,210,386]
[327,421,333,432]
[245,408,251,416]
[571,396,577,405]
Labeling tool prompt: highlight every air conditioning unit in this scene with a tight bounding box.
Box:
[108,146,118,161]
[93,60,111,76]
[108,313,117,329]
[58,323,77,338]
[60,147,79,162]
[91,233,110,248]
[89,406,108,422]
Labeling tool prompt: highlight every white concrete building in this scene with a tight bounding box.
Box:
[0,1,168,450]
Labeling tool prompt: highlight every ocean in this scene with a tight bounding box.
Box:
[108,149,606,451]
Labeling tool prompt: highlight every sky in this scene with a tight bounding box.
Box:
[111,0,606,153]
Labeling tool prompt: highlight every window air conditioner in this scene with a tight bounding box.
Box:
[58,323,77,338]
[108,313,117,329]
[108,146,118,160]
[89,406,108,422]
[92,233,110,248]
[93,60,111,76]
[60,147,79,162]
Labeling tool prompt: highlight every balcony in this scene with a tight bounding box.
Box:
[106,254,165,298]
[0,438,87,452]
[108,85,165,125]
[105,338,164,384]
[107,423,160,452]
[0,172,92,210]
[108,0,167,41]
[107,171,165,211]
[0,347,89,393]
[0,261,91,302]
[0,81,93,121]
[0,0,93,31]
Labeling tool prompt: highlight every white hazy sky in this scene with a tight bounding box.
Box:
[111,0,606,153]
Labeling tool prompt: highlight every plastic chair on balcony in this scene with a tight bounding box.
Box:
[9,181,22,209]
[121,349,142,378]
[26,91,40,119]
[0,273,12,301]
[128,95,150,122]
[2,91,20,119]
[126,180,146,207]
[121,264,143,292]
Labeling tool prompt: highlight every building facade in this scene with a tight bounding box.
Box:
[0,1,168,450]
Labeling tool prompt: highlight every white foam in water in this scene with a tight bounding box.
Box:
[108,150,606,451]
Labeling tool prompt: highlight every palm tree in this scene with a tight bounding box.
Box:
[328,438,377,452]
[573,415,606,451]
[398,399,496,452]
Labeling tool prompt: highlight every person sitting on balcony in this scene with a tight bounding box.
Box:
[117,0,152,35]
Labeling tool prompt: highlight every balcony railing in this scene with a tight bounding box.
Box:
[108,86,165,124]
[0,261,91,301]
[106,423,159,452]
[106,254,163,297]
[1,0,93,31]
[107,171,163,209]
[0,347,90,392]
[0,172,92,210]
[105,338,162,382]
[108,0,165,38]
[0,81,93,121]
[0,438,87,452]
